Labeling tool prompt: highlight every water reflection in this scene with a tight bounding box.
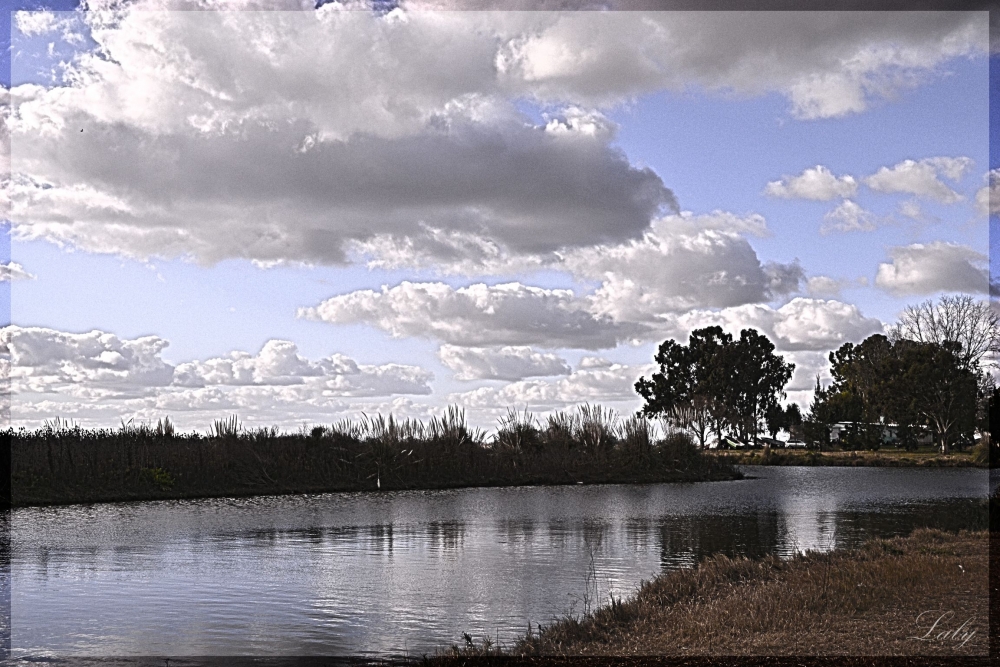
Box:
[10,467,991,657]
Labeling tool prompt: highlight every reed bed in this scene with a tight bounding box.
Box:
[8,404,741,506]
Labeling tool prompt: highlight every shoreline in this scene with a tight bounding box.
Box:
[705,448,990,468]
[440,527,990,659]
[10,467,745,509]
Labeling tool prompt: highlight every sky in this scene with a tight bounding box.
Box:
[0,1,995,433]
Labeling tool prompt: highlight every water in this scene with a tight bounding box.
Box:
[8,466,994,658]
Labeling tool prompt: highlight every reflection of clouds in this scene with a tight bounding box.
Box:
[13,470,988,656]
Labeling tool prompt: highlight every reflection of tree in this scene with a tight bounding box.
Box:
[657,512,782,569]
[426,520,464,551]
[367,523,394,555]
[496,519,536,546]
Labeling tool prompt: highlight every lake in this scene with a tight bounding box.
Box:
[7,466,994,658]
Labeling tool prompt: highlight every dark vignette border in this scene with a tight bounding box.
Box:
[0,0,995,665]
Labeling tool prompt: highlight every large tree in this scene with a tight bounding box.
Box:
[723,329,795,443]
[636,327,793,446]
[635,327,731,448]
[888,295,998,371]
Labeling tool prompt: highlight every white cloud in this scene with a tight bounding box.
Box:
[875,241,988,296]
[675,298,883,353]
[438,344,570,381]
[563,212,802,322]
[0,261,36,282]
[821,199,878,234]
[2,325,434,429]
[764,165,857,201]
[804,275,844,298]
[974,169,1000,217]
[10,8,678,269]
[1,326,175,395]
[7,6,986,269]
[298,281,643,349]
[14,10,61,37]
[864,157,973,203]
[448,358,654,413]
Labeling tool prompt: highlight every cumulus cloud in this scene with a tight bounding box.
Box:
[438,344,570,381]
[448,357,654,413]
[298,281,643,349]
[562,212,802,322]
[8,6,987,269]
[764,165,857,201]
[874,241,988,296]
[1,326,175,396]
[172,339,432,396]
[2,325,433,430]
[864,157,973,203]
[0,261,36,281]
[675,298,883,353]
[820,200,878,234]
[9,7,678,269]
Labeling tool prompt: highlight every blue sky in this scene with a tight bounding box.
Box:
[2,3,993,431]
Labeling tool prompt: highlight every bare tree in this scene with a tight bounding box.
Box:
[888,295,999,371]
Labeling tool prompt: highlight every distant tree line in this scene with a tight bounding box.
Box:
[636,295,997,455]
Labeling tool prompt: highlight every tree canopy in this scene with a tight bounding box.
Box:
[636,326,794,446]
[808,334,976,453]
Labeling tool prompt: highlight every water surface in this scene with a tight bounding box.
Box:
[10,466,993,657]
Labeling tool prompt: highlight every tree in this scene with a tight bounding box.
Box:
[814,334,977,454]
[635,327,731,448]
[637,327,794,446]
[888,295,999,371]
[887,340,977,454]
[724,329,795,443]
[765,403,803,439]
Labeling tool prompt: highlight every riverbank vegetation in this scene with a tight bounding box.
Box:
[443,527,988,658]
[8,404,741,507]
[706,441,990,468]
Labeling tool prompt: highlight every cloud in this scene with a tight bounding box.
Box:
[804,275,845,298]
[438,344,570,381]
[864,157,973,203]
[0,261,36,281]
[975,169,999,217]
[0,326,433,410]
[563,212,802,322]
[1,325,175,395]
[10,8,678,269]
[299,281,643,350]
[675,298,883,353]
[489,10,985,118]
[821,200,878,234]
[448,357,654,412]
[875,241,988,296]
[8,6,986,270]
[764,165,857,201]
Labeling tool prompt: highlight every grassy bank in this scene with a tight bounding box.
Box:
[8,405,741,507]
[706,446,990,468]
[442,527,989,659]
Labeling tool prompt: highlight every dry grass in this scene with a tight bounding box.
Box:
[707,448,986,468]
[492,528,989,657]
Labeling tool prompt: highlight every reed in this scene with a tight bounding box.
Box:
[8,404,741,506]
